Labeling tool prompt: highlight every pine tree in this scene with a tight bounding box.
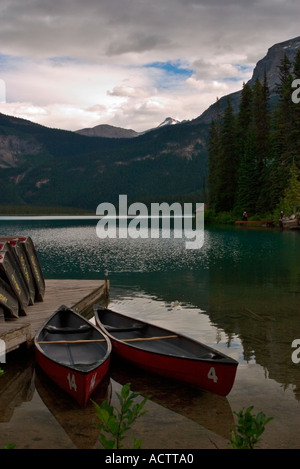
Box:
[237,83,253,142]
[253,74,272,213]
[216,97,238,212]
[234,123,258,215]
[207,52,300,218]
[281,160,300,215]
[208,98,224,210]
[208,118,223,209]
[292,49,300,168]
[234,83,253,214]
[270,54,295,207]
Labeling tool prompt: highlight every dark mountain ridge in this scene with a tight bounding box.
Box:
[75,116,182,139]
[75,124,139,139]
[0,111,209,209]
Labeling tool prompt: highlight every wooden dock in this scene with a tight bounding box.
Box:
[0,278,109,355]
[235,220,275,227]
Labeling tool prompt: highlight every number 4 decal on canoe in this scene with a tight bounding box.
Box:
[67,373,77,391]
[207,367,218,383]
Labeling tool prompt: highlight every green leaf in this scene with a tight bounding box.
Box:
[230,406,273,449]
[121,383,131,399]
[100,434,115,449]
[94,383,148,449]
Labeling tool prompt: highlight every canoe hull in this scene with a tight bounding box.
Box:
[35,347,110,406]
[112,339,237,396]
[279,218,300,230]
[35,305,111,406]
[0,279,20,318]
[0,249,30,314]
[94,306,238,397]
[1,239,36,305]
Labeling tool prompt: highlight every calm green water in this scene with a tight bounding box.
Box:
[0,219,300,449]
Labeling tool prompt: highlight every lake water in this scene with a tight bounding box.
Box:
[0,218,300,449]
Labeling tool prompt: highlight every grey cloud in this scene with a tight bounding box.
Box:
[0,0,299,66]
[107,86,151,98]
[0,0,299,132]
[106,33,171,56]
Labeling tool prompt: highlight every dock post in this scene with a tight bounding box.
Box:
[104,270,109,295]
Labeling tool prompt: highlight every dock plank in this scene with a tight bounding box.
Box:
[0,279,108,355]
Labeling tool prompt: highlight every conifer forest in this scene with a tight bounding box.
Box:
[208,51,300,221]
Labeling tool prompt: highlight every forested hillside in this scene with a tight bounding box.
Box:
[208,50,300,220]
[0,112,209,211]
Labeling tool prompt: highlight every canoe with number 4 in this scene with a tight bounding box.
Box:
[35,305,111,406]
[93,305,238,397]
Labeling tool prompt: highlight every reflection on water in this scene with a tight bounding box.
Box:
[35,368,112,449]
[109,357,235,441]
[0,219,300,448]
[0,350,35,422]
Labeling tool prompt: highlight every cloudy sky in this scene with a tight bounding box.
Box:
[0,0,299,132]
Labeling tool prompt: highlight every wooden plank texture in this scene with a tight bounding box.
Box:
[0,279,108,354]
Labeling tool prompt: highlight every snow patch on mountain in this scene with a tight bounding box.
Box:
[157,117,181,127]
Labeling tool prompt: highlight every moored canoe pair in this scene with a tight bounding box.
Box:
[35,304,238,406]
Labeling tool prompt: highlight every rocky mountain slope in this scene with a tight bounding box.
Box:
[0,111,208,209]
[192,35,300,125]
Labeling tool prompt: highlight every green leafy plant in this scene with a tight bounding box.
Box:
[0,367,4,377]
[3,443,16,449]
[93,383,148,449]
[230,405,273,449]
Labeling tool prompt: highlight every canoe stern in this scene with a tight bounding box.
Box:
[35,347,111,406]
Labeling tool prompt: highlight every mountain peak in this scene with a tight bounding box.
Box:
[158,117,181,127]
[75,124,139,139]
[75,117,181,139]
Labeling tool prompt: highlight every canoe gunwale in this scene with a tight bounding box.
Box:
[94,306,237,366]
[34,305,112,374]
[94,305,238,396]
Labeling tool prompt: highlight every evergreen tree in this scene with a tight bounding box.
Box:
[292,49,300,168]
[234,83,253,214]
[253,74,272,213]
[216,97,238,212]
[208,98,224,210]
[270,54,295,207]
[234,123,258,215]
[280,160,300,215]
[236,83,253,143]
[208,118,223,209]
[208,51,300,218]
[235,77,271,215]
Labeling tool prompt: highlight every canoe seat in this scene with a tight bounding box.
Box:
[104,324,146,333]
[44,324,92,334]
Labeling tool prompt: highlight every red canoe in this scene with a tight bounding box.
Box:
[94,305,238,397]
[35,305,111,406]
